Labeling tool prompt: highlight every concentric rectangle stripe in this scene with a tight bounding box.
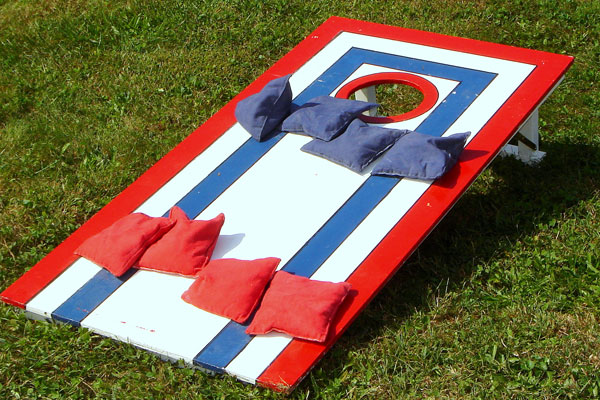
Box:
[252,19,572,390]
[48,48,495,329]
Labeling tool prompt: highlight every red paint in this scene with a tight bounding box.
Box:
[335,72,439,123]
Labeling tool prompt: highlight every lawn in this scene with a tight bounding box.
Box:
[1,0,599,398]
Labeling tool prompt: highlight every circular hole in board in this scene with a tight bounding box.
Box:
[335,72,439,124]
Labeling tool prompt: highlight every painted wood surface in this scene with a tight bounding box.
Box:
[2,16,573,392]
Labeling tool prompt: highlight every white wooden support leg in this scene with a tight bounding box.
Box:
[355,86,378,116]
[500,107,546,164]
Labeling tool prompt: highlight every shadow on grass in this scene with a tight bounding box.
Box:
[300,139,600,388]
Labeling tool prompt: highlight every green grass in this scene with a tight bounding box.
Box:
[375,84,424,117]
[1,0,599,398]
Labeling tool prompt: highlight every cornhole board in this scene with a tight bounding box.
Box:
[1,16,573,392]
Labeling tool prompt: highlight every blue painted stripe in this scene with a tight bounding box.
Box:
[194,321,251,373]
[51,268,136,326]
[192,50,496,371]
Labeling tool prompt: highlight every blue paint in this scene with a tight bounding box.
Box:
[192,50,496,372]
[194,320,250,372]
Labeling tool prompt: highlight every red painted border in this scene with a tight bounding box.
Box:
[256,17,573,391]
[2,15,573,392]
[335,72,439,123]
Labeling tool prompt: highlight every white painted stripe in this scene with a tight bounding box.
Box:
[25,258,102,320]
[339,32,535,77]
[81,270,229,364]
[136,124,250,217]
[227,332,291,384]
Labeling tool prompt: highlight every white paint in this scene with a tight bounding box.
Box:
[136,124,250,217]
[499,144,546,164]
[354,86,377,115]
[501,107,545,164]
[81,270,230,364]
[200,133,366,262]
[226,332,291,384]
[339,32,535,77]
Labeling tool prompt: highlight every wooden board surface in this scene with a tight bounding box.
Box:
[1,16,572,391]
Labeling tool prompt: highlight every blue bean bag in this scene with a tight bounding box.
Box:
[282,95,378,141]
[301,119,409,173]
[234,74,292,141]
[371,131,471,180]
